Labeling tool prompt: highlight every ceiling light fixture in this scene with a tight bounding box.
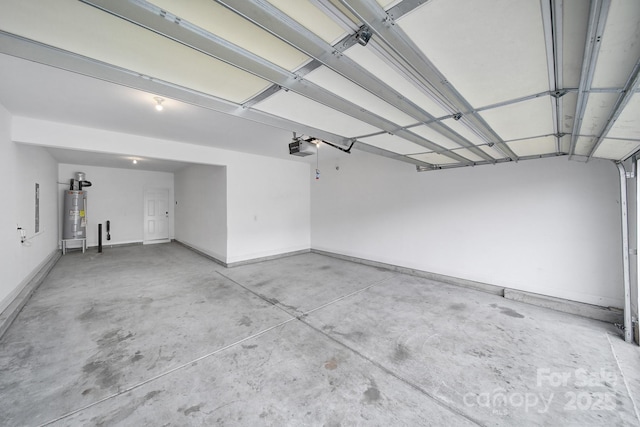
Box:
[154,96,164,111]
[132,159,138,164]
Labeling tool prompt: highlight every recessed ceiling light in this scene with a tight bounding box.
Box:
[133,159,138,164]
[154,97,164,111]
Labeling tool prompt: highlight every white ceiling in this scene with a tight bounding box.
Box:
[46,147,193,173]
[0,0,639,172]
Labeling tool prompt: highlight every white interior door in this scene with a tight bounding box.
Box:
[144,188,170,244]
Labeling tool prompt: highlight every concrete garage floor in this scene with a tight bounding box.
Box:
[1,243,640,426]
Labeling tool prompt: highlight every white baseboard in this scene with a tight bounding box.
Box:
[0,249,61,339]
[312,249,622,324]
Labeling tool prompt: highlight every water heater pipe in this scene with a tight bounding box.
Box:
[98,223,102,253]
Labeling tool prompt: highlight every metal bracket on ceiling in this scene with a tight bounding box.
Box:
[382,14,395,26]
[386,0,429,21]
[551,90,568,99]
[555,132,567,138]
[355,25,373,46]
[623,156,637,179]
[158,8,180,24]
[332,26,368,53]
[452,112,462,121]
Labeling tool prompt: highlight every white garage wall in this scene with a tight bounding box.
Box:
[0,103,19,310]
[311,150,624,308]
[58,164,175,247]
[0,104,58,313]
[13,116,311,264]
[225,157,310,263]
[175,164,227,262]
